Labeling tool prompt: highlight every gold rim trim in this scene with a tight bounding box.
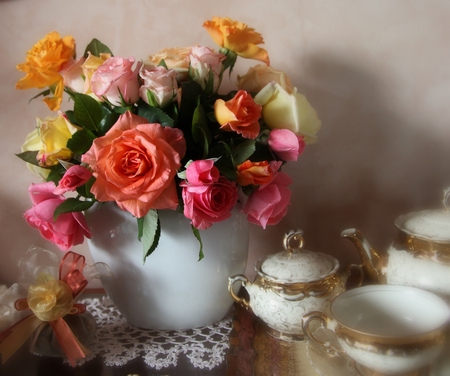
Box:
[335,323,447,356]
[254,271,340,300]
[396,229,450,264]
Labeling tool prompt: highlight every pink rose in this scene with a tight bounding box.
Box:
[24,182,92,251]
[189,45,225,91]
[268,129,305,161]
[90,57,142,105]
[139,65,179,108]
[81,111,186,218]
[185,160,220,187]
[54,165,93,195]
[61,57,86,93]
[181,176,239,230]
[244,172,293,228]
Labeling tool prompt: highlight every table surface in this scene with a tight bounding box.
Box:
[1,291,449,376]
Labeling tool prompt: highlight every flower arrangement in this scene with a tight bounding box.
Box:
[16,17,321,261]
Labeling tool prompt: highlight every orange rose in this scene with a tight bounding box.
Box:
[203,17,269,65]
[214,90,261,139]
[236,160,281,186]
[81,111,186,218]
[16,32,75,111]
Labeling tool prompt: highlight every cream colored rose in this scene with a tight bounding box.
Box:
[237,64,294,94]
[21,129,50,180]
[255,82,321,144]
[146,47,192,81]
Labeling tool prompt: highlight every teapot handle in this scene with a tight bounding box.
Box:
[344,263,365,290]
[228,275,250,310]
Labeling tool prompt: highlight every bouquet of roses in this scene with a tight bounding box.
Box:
[15,17,321,261]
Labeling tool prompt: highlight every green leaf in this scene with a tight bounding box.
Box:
[64,110,79,126]
[28,89,51,104]
[76,176,96,198]
[74,93,103,131]
[137,102,174,127]
[66,129,97,154]
[192,101,211,158]
[158,59,169,69]
[146,89,160,108]
[219,48,238,75]
[141,210,161,263]
[54,198,95,220]
[233,140,256,165]
[83,38,113,58]
[191,226,204,261]
[16,151,40,166]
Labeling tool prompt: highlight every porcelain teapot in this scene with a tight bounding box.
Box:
[228,230,362,341]
[341,188,450,298]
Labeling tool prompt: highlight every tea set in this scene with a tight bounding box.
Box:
[228,188,450,375]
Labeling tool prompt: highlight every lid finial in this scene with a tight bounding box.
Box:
[284,230,304,254]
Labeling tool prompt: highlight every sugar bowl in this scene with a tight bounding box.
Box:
[228,230,361,341]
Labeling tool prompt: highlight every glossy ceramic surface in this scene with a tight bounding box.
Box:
[86,203,249,330]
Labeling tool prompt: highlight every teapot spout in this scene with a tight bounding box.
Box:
[341,228,387,284]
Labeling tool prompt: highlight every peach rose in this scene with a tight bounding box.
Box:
[237,64,294,94]
[236,160,282,186]
[203,17,269,65]
[214,90,261,139]
[146,47,191,81]
[81,111,186,218]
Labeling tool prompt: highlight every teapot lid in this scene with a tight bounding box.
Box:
[396,188,450,242]
[257,230,339,283]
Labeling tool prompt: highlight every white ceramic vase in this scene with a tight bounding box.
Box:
[86,203,249,330]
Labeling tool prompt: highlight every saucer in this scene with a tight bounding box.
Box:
[306,327,450,376]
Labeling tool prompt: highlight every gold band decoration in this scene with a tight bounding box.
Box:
[396,188,450,264]
[0,247,109,366]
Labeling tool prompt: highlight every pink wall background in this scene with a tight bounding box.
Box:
[0,0,449,287]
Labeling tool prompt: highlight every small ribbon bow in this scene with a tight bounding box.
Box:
[0,251,91,366]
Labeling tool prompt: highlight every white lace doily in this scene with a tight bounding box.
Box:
[75,296,232,370]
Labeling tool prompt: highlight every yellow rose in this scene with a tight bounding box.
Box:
[21,129,50,180]
[203,17,269,65]
[36,113,80,167]
[16,32,75,111]
[237,64,294,94]
[255,82,321,144]
[81,52,111,94]
[27,276,74,321]
[146,47,191,81]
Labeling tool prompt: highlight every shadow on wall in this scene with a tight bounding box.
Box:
[246,51,450,277]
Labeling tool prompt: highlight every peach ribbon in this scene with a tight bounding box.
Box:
[0,252,91,366]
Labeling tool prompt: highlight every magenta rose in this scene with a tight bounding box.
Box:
[24,182,92,251]
[90,56,142,105]
[244,172,293,228]
[185,160,220,187]
[181,174,239,230]
[54,165,93,195]
[268,129,305,161]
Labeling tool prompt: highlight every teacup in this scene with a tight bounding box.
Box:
[303,285,450,375]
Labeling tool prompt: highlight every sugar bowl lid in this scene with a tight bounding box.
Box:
[256,230,340,283]
[395,188,450,242]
